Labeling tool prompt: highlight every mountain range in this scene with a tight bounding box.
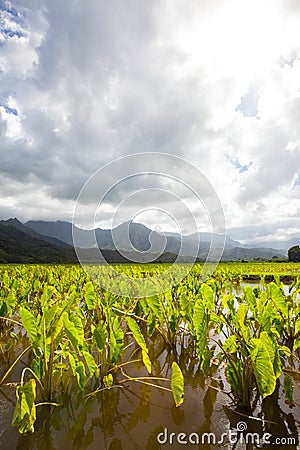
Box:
[0,217,290,263]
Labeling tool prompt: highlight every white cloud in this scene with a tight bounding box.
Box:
[0,0,300,240]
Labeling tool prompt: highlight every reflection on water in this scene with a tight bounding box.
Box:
[1,282,299,450]
[239,281,300,299]
[0,338,299,450]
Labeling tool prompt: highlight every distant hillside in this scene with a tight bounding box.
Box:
[220,246,286,261]
[76,248,180,264]
[0,221,179,264]
[0,217,288,263]
[186,232,243,248]
[26,219,175,252]
[26,220,88,247]
[246,238,300,252]
[0,218,71,248]
[0,222,77,263]
[26,219,241,253]
[26,219,287,260]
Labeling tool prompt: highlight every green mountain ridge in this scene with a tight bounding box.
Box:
[0,218,288,263]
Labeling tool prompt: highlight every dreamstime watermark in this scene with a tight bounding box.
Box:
[157,422,297,446]
[72,153,225,297]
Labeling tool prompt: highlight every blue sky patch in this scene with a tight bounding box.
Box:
[0,1,23,38]
[226,155,252,173]
[293,174,300,188]
[0,2,21,21]
[0,103,18,116]
[1,28,23,39]
[237,88,259,118]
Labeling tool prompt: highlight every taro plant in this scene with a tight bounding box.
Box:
[134,281,187,348]
[0,272,185,434]
[0,282,103,434]
[212,283,297,407]
[267,280,300,351]
[192,284,216,374]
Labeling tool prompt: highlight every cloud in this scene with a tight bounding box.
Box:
[0,0,300,240]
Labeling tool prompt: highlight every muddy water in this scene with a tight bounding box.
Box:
[0,345,299,450]
[0,283,299,449]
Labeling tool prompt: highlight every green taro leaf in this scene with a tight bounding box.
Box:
[20,307,37,343]
[142,349,152,374]
[171,362,184,407]
[237,303,248,330]
[6,289,16,316]
[40,284,57,306]
[257,291,268,317]
[142,280,158,298]
[147,315,156,337]
[109,327,124,364]
[82,350,99,377]
[126,317,151,373]
[201,284,214,311]
[223,335,238,354]
[193,298,205,331]
[226,360,242,395]
[31,356,43,381]
[12,379,36,434]
[268,283,288,319]
[243,286,257,311]
[75,361,86,390]
[280,345,292,357]
[44,303,58,329]
[69,314,84,346]
[250,339,276,399]
[147,295,163,322]
[260,331,282,379]
[126,317,147,350]
[93,321,108,351]
[193,298,210,370]
[295,317,300,337]
[63,312,84,350]
[103,373,114,389]
[3,271,10,288]
[69,353,86,390]
[221,294,232,309]
[44,304,65,343]
[84,281,95,310]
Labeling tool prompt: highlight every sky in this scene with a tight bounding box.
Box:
[0,0,300,243]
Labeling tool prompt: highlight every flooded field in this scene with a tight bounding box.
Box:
[1,331,299,450]
[0,264,300,449]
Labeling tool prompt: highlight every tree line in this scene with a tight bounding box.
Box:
[288,245,300,262]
